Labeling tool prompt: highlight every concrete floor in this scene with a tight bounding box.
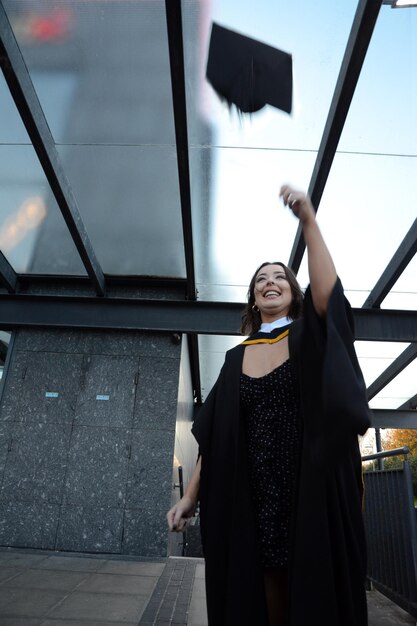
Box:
[0,548,414,625]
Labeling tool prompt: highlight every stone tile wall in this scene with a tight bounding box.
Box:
[0,327,183,557]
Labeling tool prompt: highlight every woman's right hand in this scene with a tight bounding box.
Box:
[167,495,197,532]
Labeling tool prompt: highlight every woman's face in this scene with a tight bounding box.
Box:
[253,264,293,321]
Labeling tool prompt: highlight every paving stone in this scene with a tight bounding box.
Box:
[2,568,88,590]
[0,553,49,568]
[99,560,165,576]
[36,556,107,572]
[77,572,157,595]
[0,588,64,617]
[367,590,415,625]
[0,567,24,583]
[0,619,41,625]
[40,619,137,626]
[40,621,137,626]
[46,591,147,622]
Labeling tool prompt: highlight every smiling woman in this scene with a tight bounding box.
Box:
[241,261,304,336]
[167,184,372,626]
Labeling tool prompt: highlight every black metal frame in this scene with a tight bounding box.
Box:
[363,218,417,308]
[0,251,17,293]
[367,344,417,401]
[0,4,105,296]
[1,291,417,341]
[289,0,383,272]
[0,0,415,416]
[165,0,196,302]
[165,0,201,402]
[371,411,417,429]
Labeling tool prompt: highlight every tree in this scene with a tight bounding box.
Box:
[383,428,417,456]
[383,429,417,497]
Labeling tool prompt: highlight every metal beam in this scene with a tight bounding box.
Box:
[187,334,202,405]
[164,0,196,301]
[353,308,417,342]
[0,4,105,296]
[366,343,417,401]
[164,0,201,402]
[363,218,417,307]
[398,393,417,411]
[0,293,417,341]
[371,409,417,429]
[0,251,17,293]
[288,0,382,272]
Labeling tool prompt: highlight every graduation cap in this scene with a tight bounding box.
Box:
[206,22,292,115]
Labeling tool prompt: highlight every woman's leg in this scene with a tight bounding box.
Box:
[264,567,289,626]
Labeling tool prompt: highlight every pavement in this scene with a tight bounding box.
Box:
[0,547,414,625]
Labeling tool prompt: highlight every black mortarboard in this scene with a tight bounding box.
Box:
[206,22,292,115]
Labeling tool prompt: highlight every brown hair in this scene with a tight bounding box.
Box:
[240,261,304,335]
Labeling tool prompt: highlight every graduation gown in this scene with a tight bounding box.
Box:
[192,278,371,626]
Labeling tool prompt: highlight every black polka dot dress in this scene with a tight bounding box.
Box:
[240,359,300,568]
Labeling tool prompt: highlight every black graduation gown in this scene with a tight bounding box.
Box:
[192,278,372,626]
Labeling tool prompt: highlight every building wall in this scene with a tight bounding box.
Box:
[168,337,199,556]
[0,326,182,557]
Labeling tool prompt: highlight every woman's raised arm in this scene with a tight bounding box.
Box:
[280,184,337,317]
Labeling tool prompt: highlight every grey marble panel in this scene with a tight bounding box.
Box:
[0,351,83,424]
[16,328,88,354]
[0,423,71,504]
[15,328,182,359]
[75,355,138,427]
[0,502,60,549]
[122,508,168,557]
[134,357,180,430]
[85,331,182,359]
[126,430,174,509]
[63,426,131,508]
[0,423,14,478]
[56,505,123,553]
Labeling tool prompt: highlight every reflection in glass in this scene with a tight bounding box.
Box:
[0,146,86,274]
[55,145,186,277]
[3,0,176,146]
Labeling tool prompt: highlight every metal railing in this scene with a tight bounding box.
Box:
[362,447,417,618]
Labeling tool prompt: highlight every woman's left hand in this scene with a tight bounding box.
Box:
[279,184,315,224]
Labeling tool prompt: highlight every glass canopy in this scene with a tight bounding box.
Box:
[0,0,416,439]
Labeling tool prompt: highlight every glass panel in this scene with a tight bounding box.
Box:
[55,145,186,277]
[382,254,417,310]
[3,0,176,146]
[0,145,86,274]
[191,147,316,301]
[339,5,417,156]
[295,153,417,298]
[199,334,242,400]
[369,358,417,410]
[183,0,358,151]
[0,71,30,144]
[354,341,410,388]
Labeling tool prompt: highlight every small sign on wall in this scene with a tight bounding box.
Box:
[45,392,59,398]
[96,394,110,401]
